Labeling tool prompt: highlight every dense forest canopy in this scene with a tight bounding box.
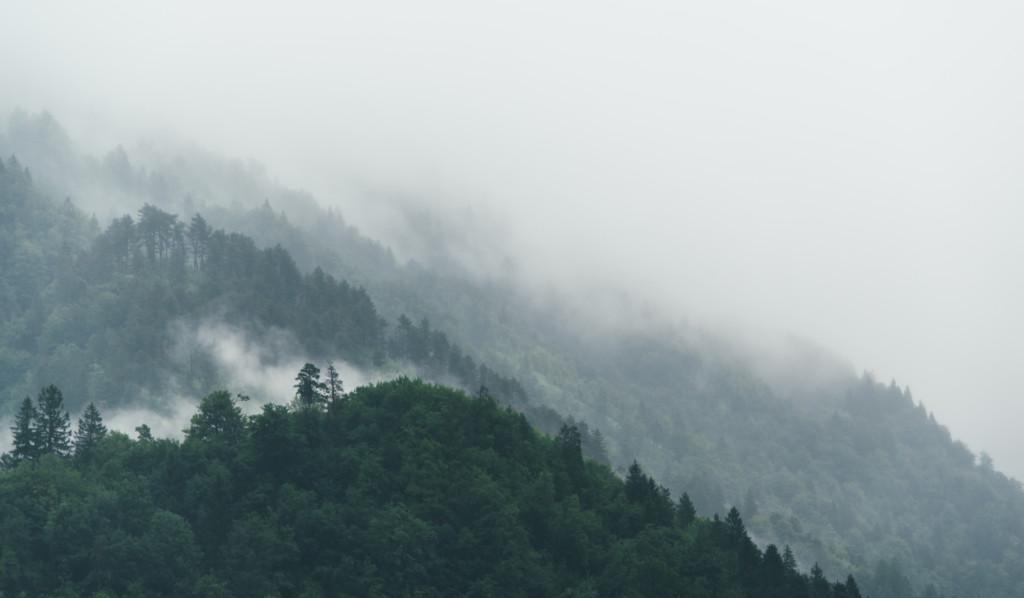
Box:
[1,114,1023,597]
[0,376,863,598]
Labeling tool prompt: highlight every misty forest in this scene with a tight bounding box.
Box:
[0,112,1021,598]
[3,4,1024,597]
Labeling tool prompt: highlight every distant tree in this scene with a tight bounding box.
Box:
[293,363,327,410]
[782,545,798,572]
[188,214,211,271]
[844,575,863,598]
[393,314,415,358]
[585,428,609,464]
[555,424,584,491]
[35,385,71,456]
[677,492,696,528]
[138,204,179,263]
[725,507,747,544]
[625,461,647,503]
[9,397,39,464]
[725,506,760,582]
[325,362,343,403]
[136,424,154,442]
[762,544,786,589]
[187,390,246,444]
[810,563,831,598]
[73,402,107,456]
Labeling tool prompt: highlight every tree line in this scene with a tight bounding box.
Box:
[0,376,864,597]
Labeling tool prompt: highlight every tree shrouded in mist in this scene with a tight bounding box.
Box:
[293,362,327,409]
[325,362,343,403]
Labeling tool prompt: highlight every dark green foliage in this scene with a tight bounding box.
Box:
[187,390,245,445]
[73,401,107,456]
[293,362,326,410]
[0,132,1000,597]
[844,575,863,598]
[0,379,860,597]
[35,384,71,456]
[9,396,38,463]
[0,162,608,468]
[325,361,343,403]
[677,492,696,528]
[135,423,153,441]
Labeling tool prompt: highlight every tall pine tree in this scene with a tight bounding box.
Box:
[74,402,107,456]
[677,492,696,528]
[294,363,327,410]
[36,385,71,456]
[624,461,648,503]
[325,362,343,403]
[9,397,38,464]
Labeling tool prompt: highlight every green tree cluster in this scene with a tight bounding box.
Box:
[0,378,862,598]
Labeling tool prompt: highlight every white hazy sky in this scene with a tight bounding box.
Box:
[2,1,1023,476]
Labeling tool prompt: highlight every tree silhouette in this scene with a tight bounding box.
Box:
[74,402,107,456]
[35,385,71,456]
[294,363,327,410]
[325,362,343,403]
[9,397,38,464]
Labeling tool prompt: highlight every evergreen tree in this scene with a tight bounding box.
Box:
[325,362,343,403]
[73,402,107,456]
[624,461,647,503]
[677,492,696,528]
[9,397,39,464]
[810,563,831,598]
[293,363,326,410]
[844,574,862,598]
[35,385,71,456]
[761,544,786,589]
[187,390,246,445]
[555,424,584,491]
[188,213,211,271]
[782,545,798,572]
[725,506,747,545]
[136,424,154,442]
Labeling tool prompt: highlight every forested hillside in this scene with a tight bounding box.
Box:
[0,376,863,597]
[3,113,1023,596]
[0,156,605,460]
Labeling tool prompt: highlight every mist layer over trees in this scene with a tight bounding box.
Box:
[0,114,1021,597]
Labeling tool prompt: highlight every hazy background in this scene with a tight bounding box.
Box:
[2,1,1023,477]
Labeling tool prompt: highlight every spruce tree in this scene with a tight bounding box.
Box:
[625,461,647,503]
[782,545,798,572]
[677,492,696,528]
[725,507,747,544]
[555,424,584,490]
[810,564,831,598]
[35,385,71,456]
[74,402,107,456]
[762,544,786,588]
[844,575,862,598]
[10,397,39,463]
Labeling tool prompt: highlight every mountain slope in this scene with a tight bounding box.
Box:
[2,112,1021,596]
